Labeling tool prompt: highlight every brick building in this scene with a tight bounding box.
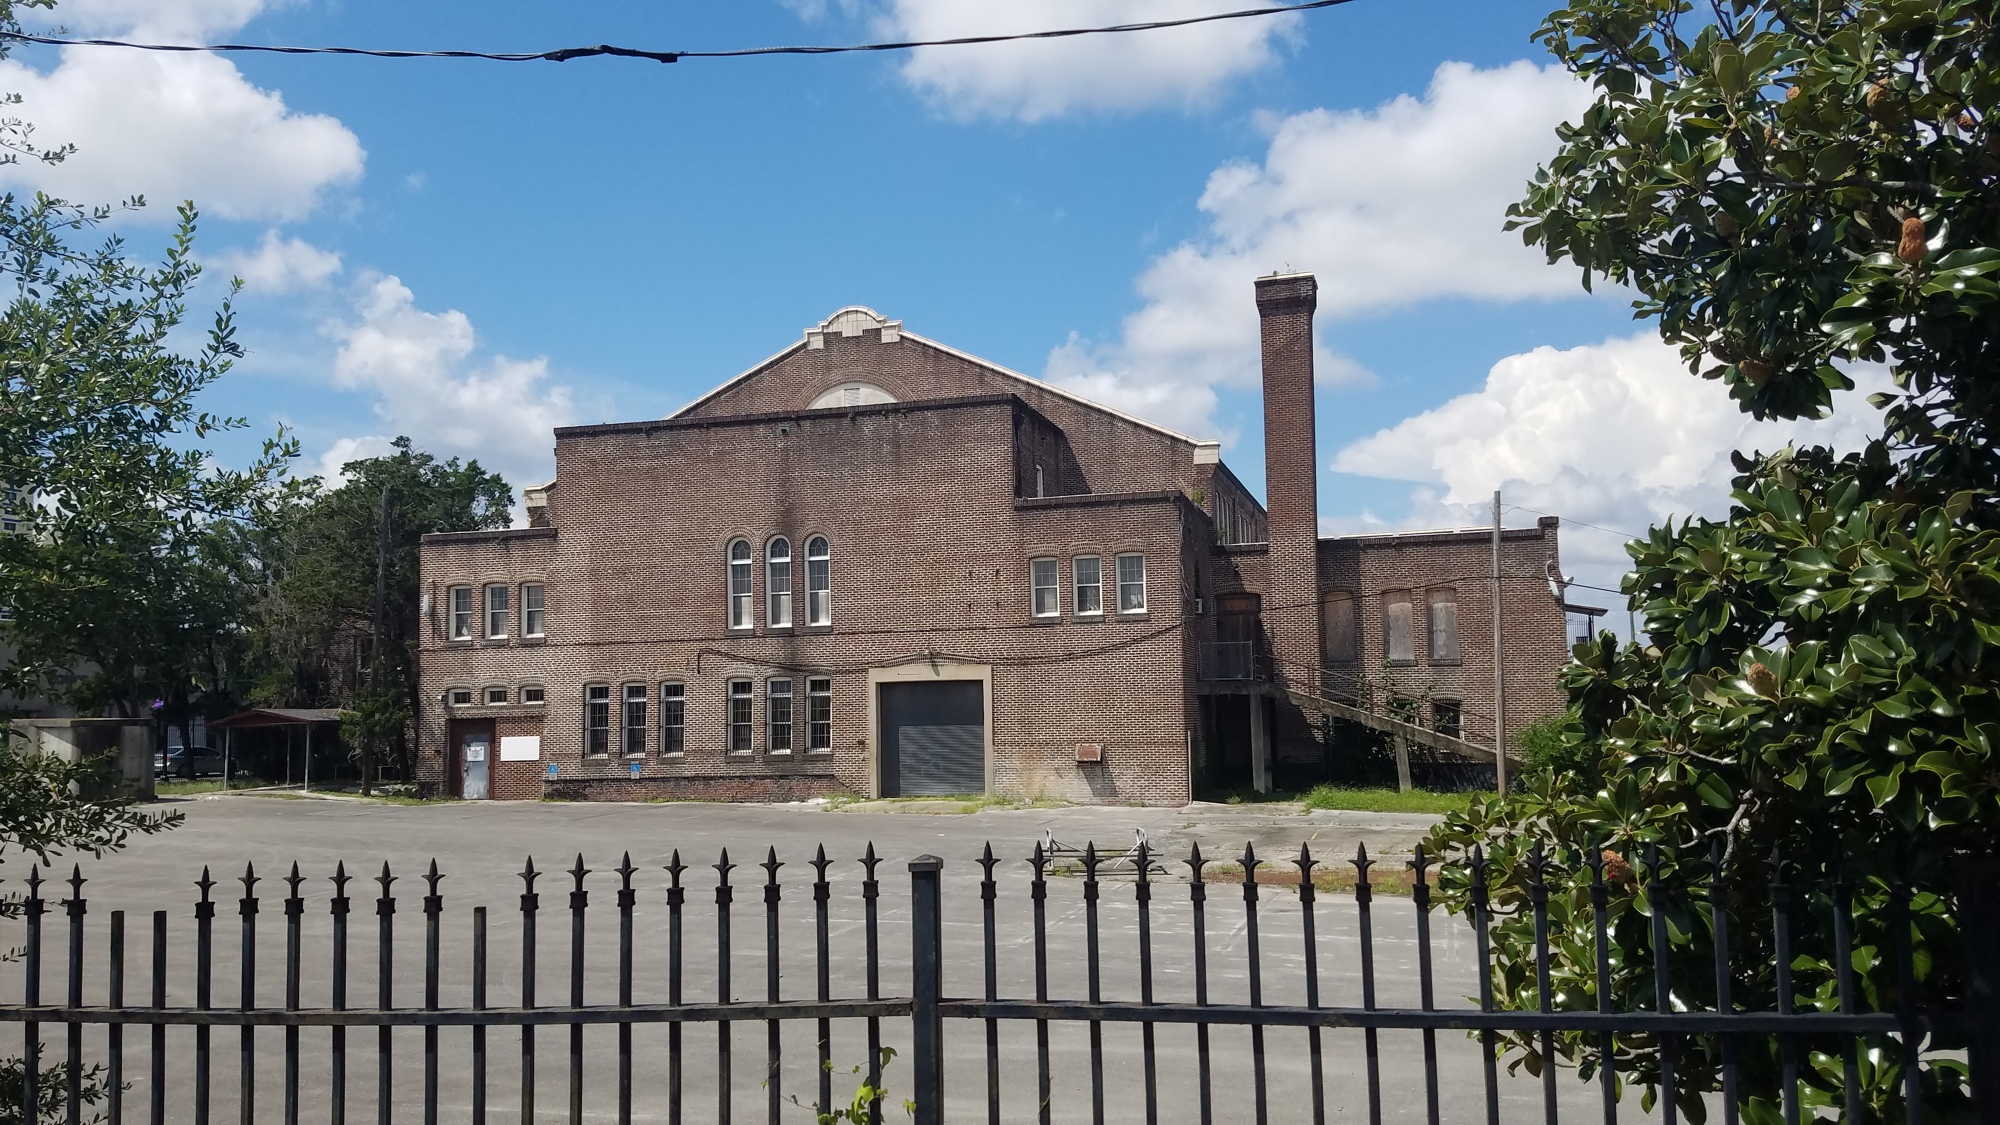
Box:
[415,273,1570,804]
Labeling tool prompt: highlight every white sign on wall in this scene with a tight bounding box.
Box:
[499,736,541,762]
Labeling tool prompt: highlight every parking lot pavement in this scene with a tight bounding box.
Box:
[11,796,1660,1123]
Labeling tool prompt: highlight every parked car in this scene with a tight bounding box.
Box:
[156,745,224,779]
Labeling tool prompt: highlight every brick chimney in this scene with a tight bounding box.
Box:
[1256,272,1319,684]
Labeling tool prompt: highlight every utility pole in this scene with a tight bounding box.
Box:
[366,485,390,797]
[1492,490,1508,792]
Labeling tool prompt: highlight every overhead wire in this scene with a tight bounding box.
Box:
[0,0,1359,65]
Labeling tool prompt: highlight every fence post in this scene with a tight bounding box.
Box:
[910,855,944,1125]
[1965,856,2000,1125]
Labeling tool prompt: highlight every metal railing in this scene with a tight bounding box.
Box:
[0,841,1989,1125]
[1196,642,1258,681]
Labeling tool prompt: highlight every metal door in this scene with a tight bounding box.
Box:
[879,681,985,797]
[461,730,490,800]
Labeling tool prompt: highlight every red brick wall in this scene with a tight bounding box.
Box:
[418,395,1199,806]
[1255,273,1322,689]
[1311,520,1570,756]
[678,327,1207,500]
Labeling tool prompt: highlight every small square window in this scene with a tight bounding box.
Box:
[484,687,508,706]
[521,685,546,704]
[447,688,473,707]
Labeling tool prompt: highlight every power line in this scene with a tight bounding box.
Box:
[1505,504,1647,542]
[0,0,1358,65]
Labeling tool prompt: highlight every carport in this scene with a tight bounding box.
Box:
[204,708,352,791]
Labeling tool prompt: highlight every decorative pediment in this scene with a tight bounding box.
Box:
[805,306,903,350]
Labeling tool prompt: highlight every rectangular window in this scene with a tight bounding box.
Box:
[1384,591,1415,662]
[584,684,611,756]
[807,677,832,751]
[448,688,473,707]
[485,686,508,706]
[1073,556,1102,616]
[448,586,473,640]
[522,583,545,637]
[768,678,794,753]
[521,685,546,704]
[1322,591,1357,664]
[1116,554,1148,614]
[1433,699,1463,739]
[1428,588,1460,663]
[727,680,753,753]
[806,540,831,626]
[485,585,509,639]
[623,683,648,756]
[659,683,685,755]
[1030,558,1060,618]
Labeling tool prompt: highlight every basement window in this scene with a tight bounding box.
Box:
[447,688,473,707]
[484,686,508,706]
[521,685,546,705]
[1433,699,1463,739]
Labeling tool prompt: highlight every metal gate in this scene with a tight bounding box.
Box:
[879,681,984,796]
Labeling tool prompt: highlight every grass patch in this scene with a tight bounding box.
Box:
[154,778,235,797]
[1298,785,1488,816]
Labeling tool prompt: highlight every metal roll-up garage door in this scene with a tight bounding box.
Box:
[879,681,985,797]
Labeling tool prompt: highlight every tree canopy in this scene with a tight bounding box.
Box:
[1430,0,2000,1121]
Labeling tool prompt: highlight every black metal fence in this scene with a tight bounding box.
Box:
[0,839,1992,1125]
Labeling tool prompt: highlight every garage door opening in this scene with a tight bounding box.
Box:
[879,681,985,797]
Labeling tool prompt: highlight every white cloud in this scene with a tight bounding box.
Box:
[1044,60,1592,436]
[324,275,575,489]
[310,435,397,485]
[212,230,342,294]
[881,0,1301,121]
[0,3,362,220]
[1329,333,1889,622]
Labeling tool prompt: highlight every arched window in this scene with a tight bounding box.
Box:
[767,537,793,627]
[806,536,831,625]
[727,539,753,629]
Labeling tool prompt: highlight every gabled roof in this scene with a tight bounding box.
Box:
[669,306,1216,452]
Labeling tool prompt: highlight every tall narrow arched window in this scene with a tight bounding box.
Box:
[727,539,753,629]
[767,537,792,627]
[806,536,831,626]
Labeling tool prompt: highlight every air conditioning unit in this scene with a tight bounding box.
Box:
[1191,597,1205,616]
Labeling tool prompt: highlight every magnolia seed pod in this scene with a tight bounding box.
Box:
[1764,124,1780,148]
[1898,215,1928,265]
[1710,339,1737,363]
[1746,663,1780,698]
[1738,359,1772,384]
[1866,81,1890,110]
[1714,212,1741,236]
[1785,85,1802,101]
[1959,111,1978,132]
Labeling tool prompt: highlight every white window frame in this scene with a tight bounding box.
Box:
[768,678,794,754]
[1116,553,1148,615]
[659,683,685,756]
[447,688,473,707]
[1073,556,1102,617]
[767,537,793,628]
[1030,558,1060,618]
[622,683,648,757]
[727,679,754,753]
[521,685,546,705]
[485,584,509,639]
[448,586,473,640]
[584,684,611,757]
[805,537,831,626]
[522,583,546,638]
[807,677,832,752]
[484,686,509,706]
[727,540,754,630]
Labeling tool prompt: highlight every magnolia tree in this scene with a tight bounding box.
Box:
[1426,0,2000,1121]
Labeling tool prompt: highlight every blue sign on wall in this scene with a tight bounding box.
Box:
[547,764,558,779]
[630,762,642,778]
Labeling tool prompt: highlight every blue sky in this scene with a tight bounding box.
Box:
[0,0,1890,623]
